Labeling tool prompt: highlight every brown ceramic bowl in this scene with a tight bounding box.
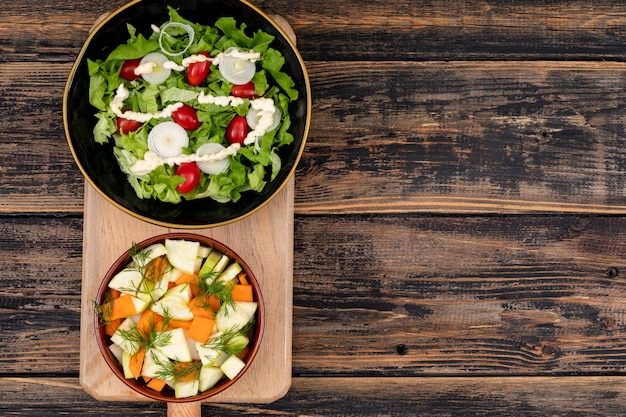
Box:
[93,232,264,402]
[64,0,310,228]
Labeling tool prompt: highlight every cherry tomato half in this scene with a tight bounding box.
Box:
[186,52,210,86]
[226,115,249,145]
[172,104,201,130]
[175,162,201,193]
[116,117,143,134]
[231,81,257,98]
[120,58,142,81]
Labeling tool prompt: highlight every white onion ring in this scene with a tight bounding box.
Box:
[158,22,194,57]
[196,142,230,175]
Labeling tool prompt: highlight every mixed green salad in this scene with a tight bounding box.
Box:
[87,7,298,204]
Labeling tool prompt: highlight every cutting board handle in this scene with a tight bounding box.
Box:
[168,401,201,417]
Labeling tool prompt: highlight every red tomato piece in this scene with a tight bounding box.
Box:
[175,163,201,193]
[172,104,201,130]
[116,117,143,134]
[231,82,257,98]
[186,52,210,86]
[226,115,249,145]
[120,58,142,81]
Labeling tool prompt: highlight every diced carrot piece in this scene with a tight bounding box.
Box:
[145,256,168,282]
[209,294,220,311]
[109,288,122,299]
[105,318,122,336]
[169,319,192,330]
[173,362,199,382]
[146,377,167,392]
[188,316,215,343]
[129,347,145,380]
[110,294,137,320]
[237,272,248,285]
[231,284,253,302]
[188,297,214,319]
[175,273,198,285]
[136,309,164,336]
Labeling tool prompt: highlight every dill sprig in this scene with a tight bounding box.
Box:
[94,291,114,327]
[110,309,174,354]
[195,272,235,313]
[152,354,202,382]
[201,323,253,356]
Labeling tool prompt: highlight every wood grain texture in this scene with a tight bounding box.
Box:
[6,60,626,214]
[5,0,626,62]
[2,376,626,416]
[3,215,626,376]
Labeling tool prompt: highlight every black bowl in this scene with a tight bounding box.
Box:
[63,0,310,228]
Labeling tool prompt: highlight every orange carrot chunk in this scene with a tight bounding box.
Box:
[188,297,214,319]
[146,377,167,392]
[188,316,215,344]
[169,319,193,330]
[105,318,122,336]
[144,256,168,281]
[237,272,249,285]
[209,294,221,311]
[231,284,254,302]
[110,294,137,320]
[175,273,198,285]
[129,347,145,380]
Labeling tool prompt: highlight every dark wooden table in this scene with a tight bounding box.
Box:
[5,0,626,415]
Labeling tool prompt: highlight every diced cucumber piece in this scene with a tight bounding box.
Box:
[139,243,168,264]
[217,262,242,284]
[198,250,223,278]
[151,284,194,321]
[212,254,231,274]
[155,327,193,362]
[220,354,246,380]
[164,267,184,283]
[199,366,224,392]
[141,348,170,380]
[194,257,203,273]
[108,269,143,295]
[130,295,150,315]
[122,351,133,379]
[175,379,199,399]
[109,343,124,365]
[215,301,257,332]
[197,245,212,259]
[165,239,199,274]
[111,318,140,353]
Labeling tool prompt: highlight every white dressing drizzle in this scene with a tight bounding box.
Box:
[130,145,241,176]
[110,84,183,123]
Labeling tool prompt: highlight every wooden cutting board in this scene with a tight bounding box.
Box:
[79,15,297,407]
[78,177,294,404]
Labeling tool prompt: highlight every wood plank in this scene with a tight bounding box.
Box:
[5,61,626,214]
[6,0,626,61]
[4,215,626,376]
[298,61,626,214]
[2,376,626,416]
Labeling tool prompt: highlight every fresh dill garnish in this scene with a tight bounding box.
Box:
[195,273,235,313]
[152,354,202,382]
[201,323,253,356]
[94,291,114,327]
[112,309,174,354]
